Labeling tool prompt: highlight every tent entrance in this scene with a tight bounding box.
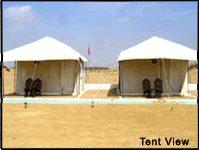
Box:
[15,60,78,95]
[120,59,188,96]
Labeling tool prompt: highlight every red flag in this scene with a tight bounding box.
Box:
[88,46,91,55]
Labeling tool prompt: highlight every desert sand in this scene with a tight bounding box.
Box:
[2,103,198,148]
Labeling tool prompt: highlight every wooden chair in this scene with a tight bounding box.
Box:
[142,78,151,98]
[24,78,32,97]
[30,78,42,97]
[154,78,163,98]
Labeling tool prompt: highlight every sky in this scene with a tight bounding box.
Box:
[2,1,198,67]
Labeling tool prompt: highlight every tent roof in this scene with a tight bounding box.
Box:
[117,36,197,61]
[3,36,88,62]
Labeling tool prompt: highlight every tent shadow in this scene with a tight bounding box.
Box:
[107,84,119,98]
[3,93,77,98]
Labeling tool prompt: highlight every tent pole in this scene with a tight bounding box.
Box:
[88,62,89,83]
[14,61,16,94]
[32,63,37,80]
[61,61,63,95]
[160,59,162,83]
[16,61,18,95]
[160,58,163,95]
[83,62,85,91]
[79,60,81,95]
[119,61,122,95]
[78,60,80,96]
[188,61,190,83]
[79,60,81,94]
[29,61,38,91]
[181,60,188,96]
[78,59,81,95]
[121,61,123,96]
[170,60,173,95]
[156,62,157,79]
[162,59,169,95]
[2,62,4,98]
[119,61,120,95]
[186,60,188,95]
[76,60,78,96]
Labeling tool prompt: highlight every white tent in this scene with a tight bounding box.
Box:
[4,36,87,62]
[118,36,197,96]
[3,36,88,96]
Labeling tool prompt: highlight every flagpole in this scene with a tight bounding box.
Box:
[87,45,90,82]
[88,53,89,83]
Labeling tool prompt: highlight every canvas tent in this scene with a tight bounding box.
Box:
[117,36,197,96]
[3,36,88,96]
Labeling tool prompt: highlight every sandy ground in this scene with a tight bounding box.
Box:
[80,89,196,100]
[2,103,198,148]
[3,68,15,94]
[3,90,197,100]
[80,89,119,99]
[188,90,198,97]
[85,69,119,84]
[188,68,198,84]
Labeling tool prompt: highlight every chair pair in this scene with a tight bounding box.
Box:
[24,78,42,97]
[142,78,163,98]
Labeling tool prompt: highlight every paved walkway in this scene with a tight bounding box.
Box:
[3,98,197,104]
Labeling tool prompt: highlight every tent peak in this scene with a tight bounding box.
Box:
[117,36,197,61]
[40,36,58,41]
[4,36,88,62]
[146,36,171,43]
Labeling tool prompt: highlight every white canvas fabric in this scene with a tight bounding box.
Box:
[62,60,76,94]
[3,36,88,62]
[16,60,81,95]
[119,59,188,96]
[118,36,197,61]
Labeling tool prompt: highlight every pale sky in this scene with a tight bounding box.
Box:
[2,2,198,67]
